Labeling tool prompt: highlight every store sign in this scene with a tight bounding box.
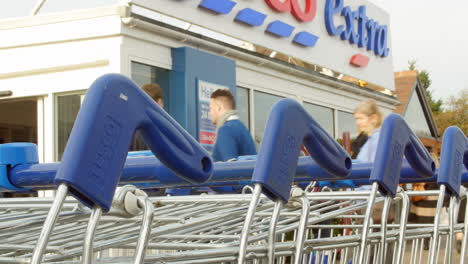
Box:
[132,0,394,90]
[265,0,317,22]
[263,0,388,57]
[325,0,388,57]
[198,80,229,152]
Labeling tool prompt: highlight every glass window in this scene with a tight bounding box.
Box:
[0,0,37,19]
[337,111,358,139]
[131,62,158,87]
[404,90,432,137]
[131,62,170,111]
[0,99,37,144]
[37,0,119,14]
[237,87,250,130]
[56,94,81,160]
[303,102,334,137]
[130,62,170,151]
[253,91,284,145]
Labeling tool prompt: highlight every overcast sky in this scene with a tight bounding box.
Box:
[372,0,468,102]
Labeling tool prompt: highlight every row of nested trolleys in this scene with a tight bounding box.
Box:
[0,74,466,264]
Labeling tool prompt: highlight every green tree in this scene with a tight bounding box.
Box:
[408,60,417,70]
[407,60,442,113]
[434,89,468,135]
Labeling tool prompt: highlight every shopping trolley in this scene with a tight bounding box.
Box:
[135,119,462,264]
[263,113,436,264]
[0,75,352,263]
[315,127,467,264]
[1,73,214,264]
[396,126,468,264]
[0,73,466,264]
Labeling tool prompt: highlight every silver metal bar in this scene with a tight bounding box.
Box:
[445,195,457,264]
[410,238,416,264]
[429,185,446,264]
[133,197,154,264]
[461,194,468,264]
[358,182,379,264]
[436,235,442,263]
[83,206,103,264]
[419,238,424,264]
[293,196,310,264]
[395,188,410,264]
[267,200,282,263]
[378,195,391,263]
[30,183,69,264]
[238,183,263,264]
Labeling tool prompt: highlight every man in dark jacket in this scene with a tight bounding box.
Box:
[208,89,256,193]
[209,89,256,162]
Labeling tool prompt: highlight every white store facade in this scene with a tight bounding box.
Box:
[0,0,400,164]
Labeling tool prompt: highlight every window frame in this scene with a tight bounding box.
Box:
[236,86,251,131]
[336,110,358,140]
[302,99,336,138]
[251,89,292,145]
[54,91,86,161]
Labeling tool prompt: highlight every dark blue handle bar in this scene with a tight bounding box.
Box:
[251,99,351,202]
[437,126,468,196]
[53,74,213,211]
[0,143,38,191]
[7,156,468,190]
[370,114,435,197]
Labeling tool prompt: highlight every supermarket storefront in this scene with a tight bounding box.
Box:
[0,0,399,163]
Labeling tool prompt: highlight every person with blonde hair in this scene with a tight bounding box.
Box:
[353,100,394,262]
[353,99,383,163]
[318,100,384,190]
[351,100,384,195]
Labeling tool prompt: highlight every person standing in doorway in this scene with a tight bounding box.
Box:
[130,83,164,151]
[209,89,256,162]
[143,83,164,107]
[130,83,165,196]
[170,89,256,195]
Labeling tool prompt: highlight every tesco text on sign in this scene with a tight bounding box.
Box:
[263,0,389,58]
[324,0,389,57]
[265,0,317,22]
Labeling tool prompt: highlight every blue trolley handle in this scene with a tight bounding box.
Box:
[55,74,212,210]
[31,74,213,264]
[370,113,435,197]
[437,126,468,196]
[239,99,351,263]
[252,98,351,202]
[359,114,436,264]
[429,126,467,264]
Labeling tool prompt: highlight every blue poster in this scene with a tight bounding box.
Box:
[198,80,229,153]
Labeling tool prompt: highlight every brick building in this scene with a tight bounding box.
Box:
[394,71,441,157]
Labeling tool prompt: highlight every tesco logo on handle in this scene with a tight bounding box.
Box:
[265,0,317,22]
